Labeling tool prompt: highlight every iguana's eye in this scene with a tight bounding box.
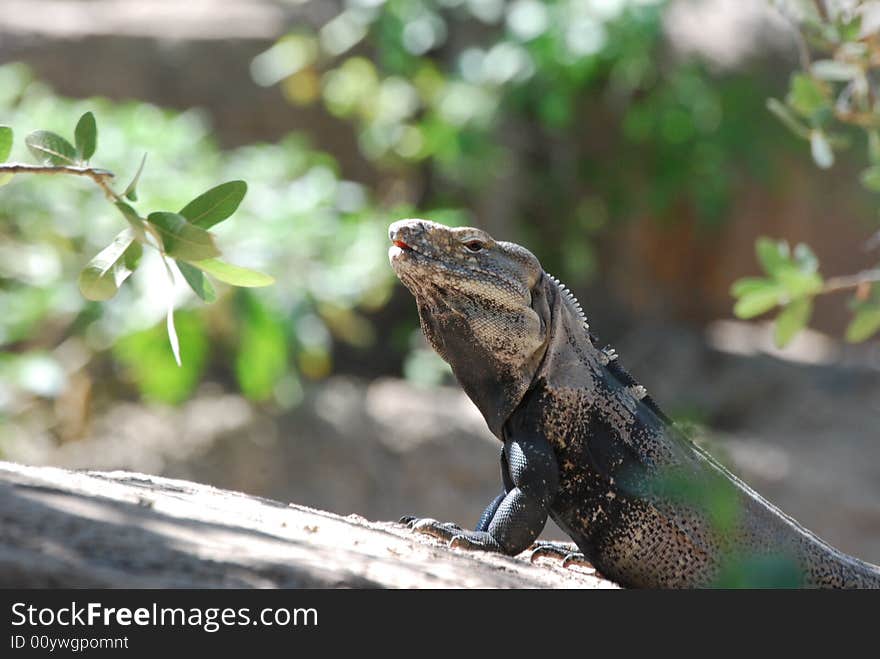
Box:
[464,240,485,252]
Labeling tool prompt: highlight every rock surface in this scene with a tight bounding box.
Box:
[0,461,614,589]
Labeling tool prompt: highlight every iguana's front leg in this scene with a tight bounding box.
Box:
[402,432,559,555]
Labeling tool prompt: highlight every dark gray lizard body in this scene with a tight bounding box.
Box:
[388,218,880,589]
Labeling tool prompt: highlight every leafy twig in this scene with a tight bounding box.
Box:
[0,163,118,199]
[1,113,273,363]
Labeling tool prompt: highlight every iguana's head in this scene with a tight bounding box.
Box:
[388,218,554,436]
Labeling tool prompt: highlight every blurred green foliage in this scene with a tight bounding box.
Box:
[733,1,880,345]
[713,552,804,588]
[256,0,803,283]
[114,311,209,404]
[1,106,276,370]
[255,0,880,346]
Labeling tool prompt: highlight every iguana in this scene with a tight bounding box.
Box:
[388,218,880,589]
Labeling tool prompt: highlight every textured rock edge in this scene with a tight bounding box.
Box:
[0,461,616,589]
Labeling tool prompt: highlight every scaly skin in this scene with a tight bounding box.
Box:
[388,218,880,589]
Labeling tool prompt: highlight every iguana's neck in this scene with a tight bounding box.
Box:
[416,295,546,439]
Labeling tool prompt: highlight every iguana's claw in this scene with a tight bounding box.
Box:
[561,553,593,569]
[526,540,578,560]
[401,517,501,552]
[527,541,594,571]
[449,534,476,550]
[402,517,465,541]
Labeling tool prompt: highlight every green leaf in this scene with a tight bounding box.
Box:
[774,297,813,348]
[733,286,782,319]
[124,153,147,202]
[114,201,147,242]
[179,180,248,229]
[838,14,863,42]
[166,303,181,367]
[730,277,774,298]
[792,243,819,273]
[756,238,790,276]
[777,269,823,298]
[25,130,77,165]
[0,125,12,162]
[156,256,184,366]
[787,74,830,119]
[184,258,274,287]
[77,229,142,301]
[810,130,834,169]
[176,261,217,303]
[845,304,880,342]
[766,99,810,139]
[860,166,880,192]
[74,111,97,161]
[146,211,221,261]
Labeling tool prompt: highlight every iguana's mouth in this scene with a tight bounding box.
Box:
[388,236,422,271]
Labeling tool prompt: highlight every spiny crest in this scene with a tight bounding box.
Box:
[548,273,616,365]
[548,273,589,332]
[599,347,618,365]
[627,384,648,400]
[548,273,652,405]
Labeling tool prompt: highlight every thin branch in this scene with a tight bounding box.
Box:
[812,0,829,23]
[0,161,166,248]
[0,163,119,200]
[821,268,880,294]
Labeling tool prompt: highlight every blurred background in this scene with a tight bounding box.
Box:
[1,0,879,562]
